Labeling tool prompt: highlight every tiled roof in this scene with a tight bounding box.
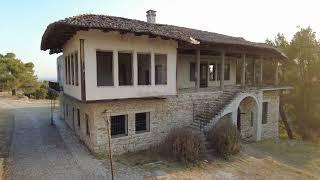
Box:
[41,14,286,59]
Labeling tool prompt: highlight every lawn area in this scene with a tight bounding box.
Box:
[246,139,320,176]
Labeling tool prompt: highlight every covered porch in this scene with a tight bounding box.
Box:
[176,42,286,93]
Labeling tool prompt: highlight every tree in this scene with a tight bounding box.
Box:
[0,52,38,96]
[267,27,320,141]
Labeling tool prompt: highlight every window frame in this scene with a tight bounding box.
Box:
[155,54,167,85]
[209,63,216,81]
[75,51,79,86]
[137,53,151,85]
[118,51,133,86]
[77,108,80,127]
[85,113,90,135]
[262,102,268,124]
[190,62,196,81]
[96,50,114,86]
[135,112,150,133]
[71,53,75,85]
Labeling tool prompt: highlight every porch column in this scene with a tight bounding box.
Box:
[196,49,200,91]
[113,50,119,87]
[275,59,279,85]
[220,51,225,91]
[133,51,138,86]
[260,57,263,85]
[241,53,246,86]
[255,92,263,141]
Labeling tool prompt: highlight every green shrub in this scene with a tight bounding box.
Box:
[206,119,240,159]
[158,128,205,163]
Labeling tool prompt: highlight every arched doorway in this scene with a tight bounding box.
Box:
[236,96,258,140]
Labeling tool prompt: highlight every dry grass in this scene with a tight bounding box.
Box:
[0,109,14,179]
[246,139,320,177]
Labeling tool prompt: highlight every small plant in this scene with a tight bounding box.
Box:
[206,119,240,159]
[157,128,205,163]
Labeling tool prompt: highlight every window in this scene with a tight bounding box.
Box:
[111,115,128,136]
[64,57,68,84]
[118,52,133,86]
[262,102,268,124]
[155,54,167,85]
[135,112,150,133]
[224,63,230,80]
[217,63,230,81]
[85,113,90,135]
[190,62,196,81]
[75,52,79,86]
[209,63,215,81]
[66,104,69,117]
[137,53,151,85]
[71,54,75,85]
[72,107,75,128]
[250,111,254,127]
[77,108,80,127]
[67,55,71,84]
[96,51,113,86]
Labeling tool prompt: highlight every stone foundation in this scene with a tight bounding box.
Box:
[59,90,280,155]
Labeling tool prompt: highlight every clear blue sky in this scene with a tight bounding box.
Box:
[1,0,319,80]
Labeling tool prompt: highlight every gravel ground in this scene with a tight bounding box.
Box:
[1,98,149,180]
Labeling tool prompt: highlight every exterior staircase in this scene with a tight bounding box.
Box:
[189,87,241,133]
[188,87,240,149]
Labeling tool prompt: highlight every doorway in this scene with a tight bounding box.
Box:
[200,63,208,88]
[237,108,241,132]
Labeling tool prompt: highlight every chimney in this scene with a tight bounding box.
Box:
[146,10,156,23]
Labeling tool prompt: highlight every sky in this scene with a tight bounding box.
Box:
[1,0,320,80]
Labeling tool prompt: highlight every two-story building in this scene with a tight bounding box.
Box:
[42,10,290,155]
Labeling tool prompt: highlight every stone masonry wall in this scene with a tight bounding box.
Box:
[60,91,221,155]
[59,90,280,155]
[261,91,280,139]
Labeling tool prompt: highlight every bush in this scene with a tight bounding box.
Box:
[206,119,240,159]
[157,128,205,163]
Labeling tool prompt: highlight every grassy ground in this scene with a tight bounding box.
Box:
[0,109,14,179]
[246,139,320,176]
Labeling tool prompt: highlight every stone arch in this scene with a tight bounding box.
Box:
[234,94,259,141]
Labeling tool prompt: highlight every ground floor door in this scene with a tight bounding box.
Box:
[200,63,208,88]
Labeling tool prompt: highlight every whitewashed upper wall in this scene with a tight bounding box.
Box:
[62,36,81,100]
[63,30,178,101]
[177,54,237,89]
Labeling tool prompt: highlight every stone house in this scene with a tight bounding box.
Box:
[41,10,290,155]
